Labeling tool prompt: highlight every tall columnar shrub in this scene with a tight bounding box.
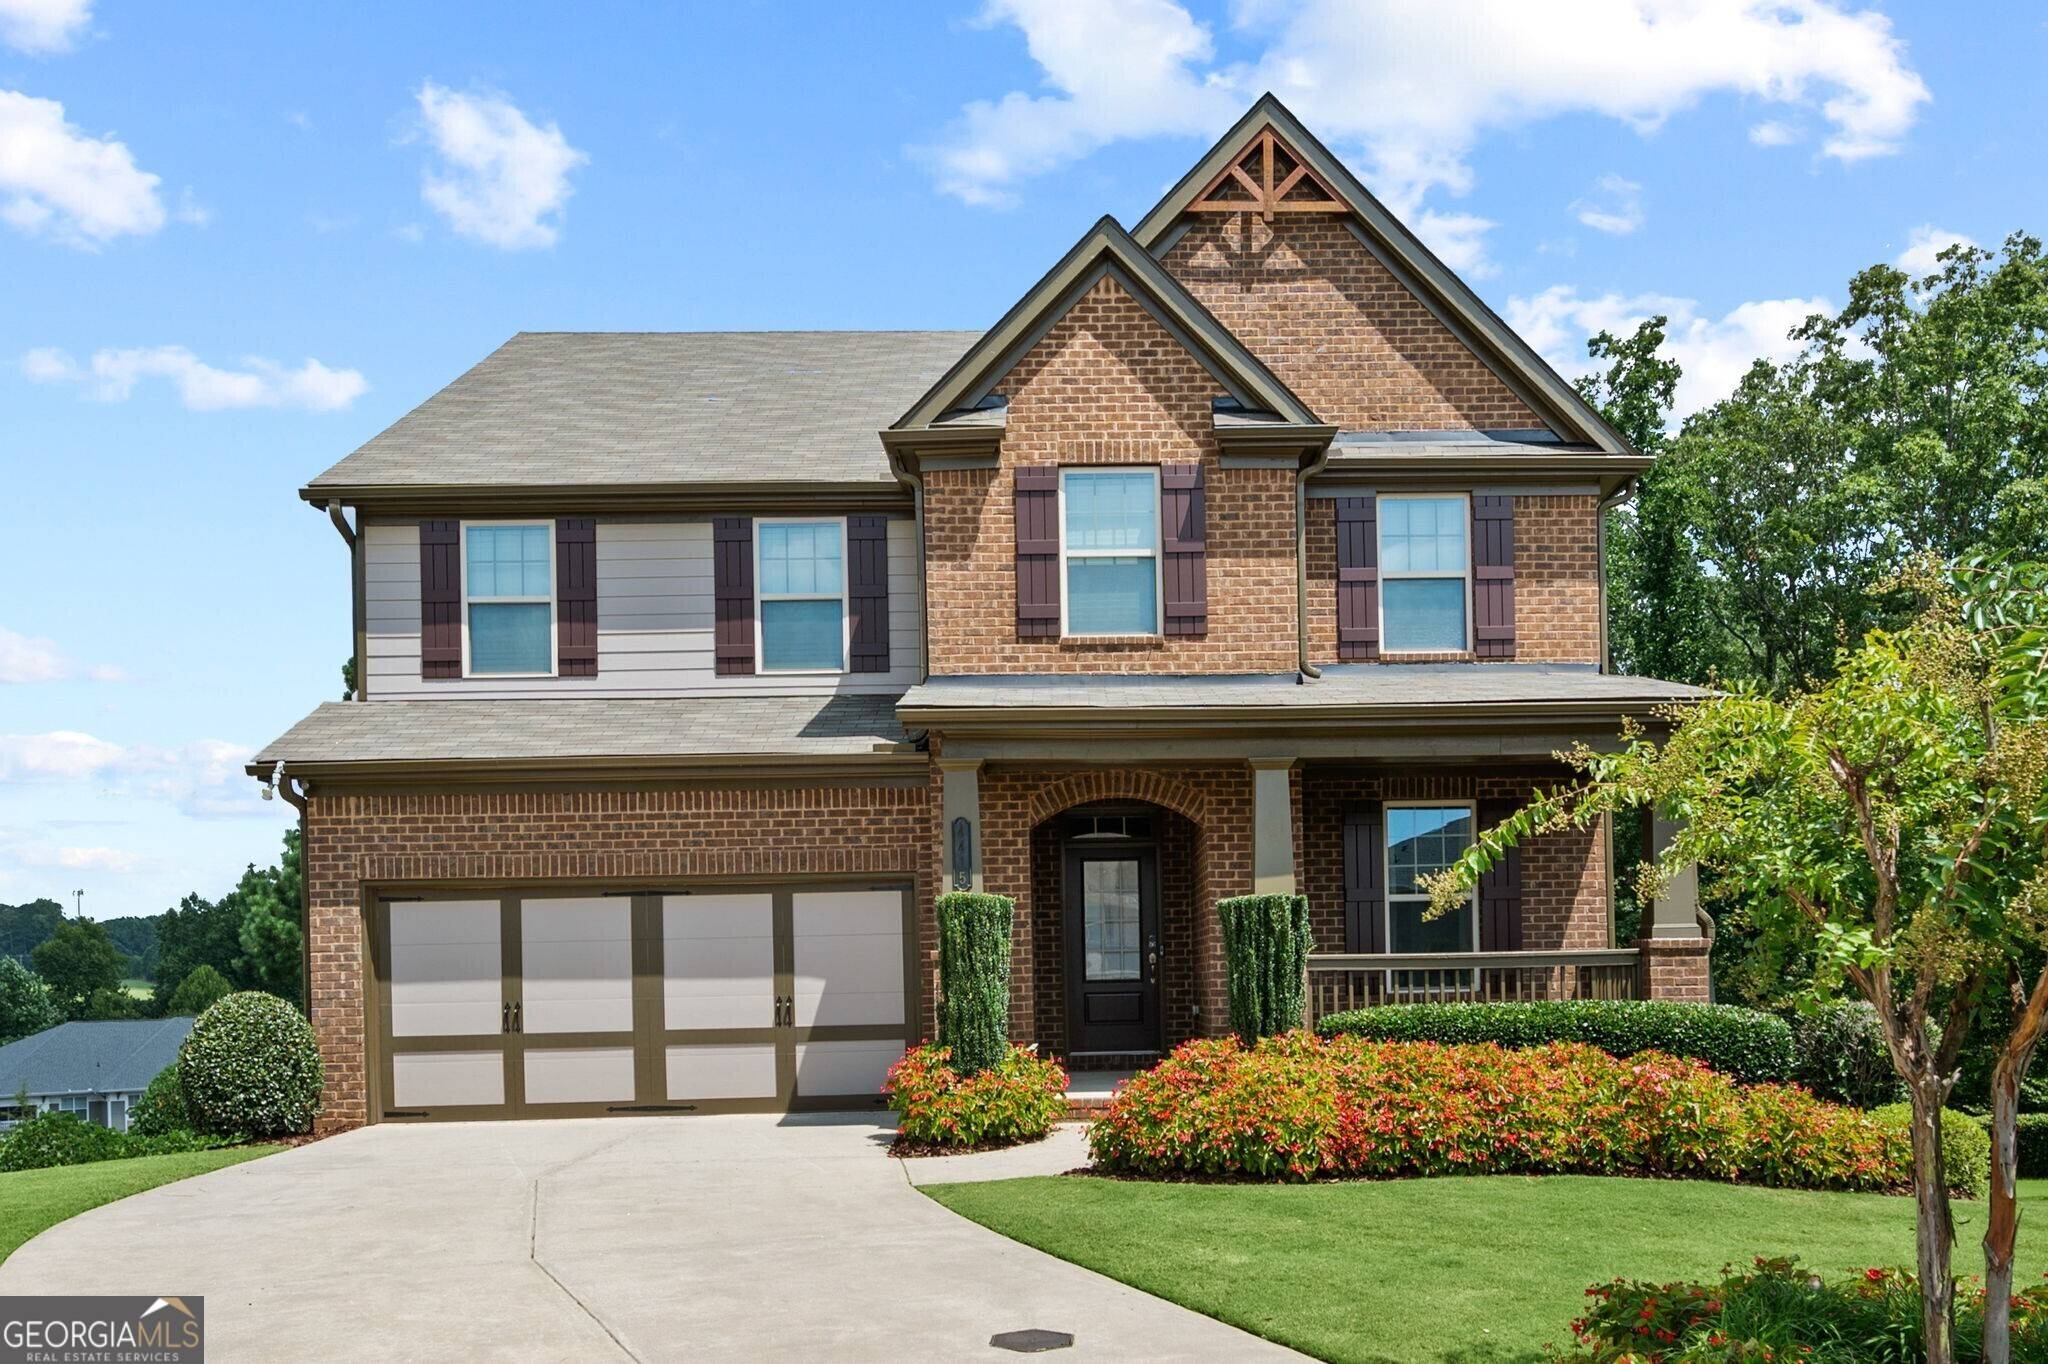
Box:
[1217,894,1312,1042]
[178,991,323,1137]
[936,892,1014,1076]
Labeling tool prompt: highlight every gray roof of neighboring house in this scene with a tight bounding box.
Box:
[897,665,1709,713]
[306,331,980,493]
[0,1018,193,1098]
[250,695,912,770]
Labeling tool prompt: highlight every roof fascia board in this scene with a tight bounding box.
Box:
[938,731,1643,763]
[301,482,912,516]
[243,750,928,786]
[898,697,1689,737]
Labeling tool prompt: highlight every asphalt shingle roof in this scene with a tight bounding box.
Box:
[306,331,980,492]
[0,1018,193,1097]
[252,695,910,768]
[898,664,1709,711]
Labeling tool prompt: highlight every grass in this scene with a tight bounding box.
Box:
[0,1147,279,1263]
[926,1175,2048,1363]
[118,978,152,999]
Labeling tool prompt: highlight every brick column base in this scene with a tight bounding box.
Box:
[1639,937,1712,1003]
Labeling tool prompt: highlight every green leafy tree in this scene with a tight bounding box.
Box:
[152,893,244,1014]
[340,656,356,701]
[0,957,62,1042]
[235,829,303,1005]
[99,915,160,981]
[0,899,64,965]
[31,920,127,1018]
[80,985,145,1021]
[166,964,234,1016]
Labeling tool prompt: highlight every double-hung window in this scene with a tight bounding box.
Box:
[756,518,847,672]
[1379,494,1469,653]
[1061,468,1160,636]
[1386,803,1477,987]
[463,523,554,676]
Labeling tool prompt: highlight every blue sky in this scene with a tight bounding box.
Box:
[2,0,2044,921]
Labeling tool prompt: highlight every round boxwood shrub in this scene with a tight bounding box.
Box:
[886,1043,1067,1150]
[937,892,1015,1077]
[1785,1000,1901,1107]
[127,1063,191,1138]
[1317,999,1796,1084]
[1870,1102,1990,1197]
[178,991,323,1137]
[0,1111,129,1172]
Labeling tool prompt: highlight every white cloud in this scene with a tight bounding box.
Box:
[1895,223,1977,277]
[1507,284,1828,420]
[1570,173,1644,235]
[0,0,90,54]
[172,186,209,226]
[0,731,258,819]
[0,626,123,683]
[1749,119,1799,146]
[22,345,368,411]
[414,83,586,249]
[1413,208,1496,277]
[9,844,156,874]
[0,88,164,244]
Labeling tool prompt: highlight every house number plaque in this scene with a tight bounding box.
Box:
[951,817,973,891]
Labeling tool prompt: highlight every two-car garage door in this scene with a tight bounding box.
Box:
[373,882,912,1121]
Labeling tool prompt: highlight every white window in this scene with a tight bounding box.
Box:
[462,523,555,677]
[1379,494,1469,653]
[1060,468,1161,637]
[756,518,847,673]
[1385,802,1477,963]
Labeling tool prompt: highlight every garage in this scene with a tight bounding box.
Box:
[370,880,914,1121]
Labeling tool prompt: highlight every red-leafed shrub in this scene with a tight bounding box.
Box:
[1087,1033,1905,1189]
[886,1043,1068,1150]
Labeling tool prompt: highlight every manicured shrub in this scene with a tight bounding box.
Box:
[178,992,323,1137]
[2020,1113,2048,1179]
[1088,1033,1903,1188]
[0,1112,240,1173]
[1317,999,1795,1084]
[1786,999,1902,1107]
[886,1043,1067,1149]
[1558,1257,2048,1362]
[1217,894,1312,1042]
[127,1064,190,1138]
[1870,1101,1991,1197]
[936,892,1014,1077]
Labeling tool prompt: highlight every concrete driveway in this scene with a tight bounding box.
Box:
[0,1116,1297,1362]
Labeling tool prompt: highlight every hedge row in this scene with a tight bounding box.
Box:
[0,1112,240,1173]
[1318,1000,1796,1085]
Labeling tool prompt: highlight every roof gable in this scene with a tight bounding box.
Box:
[1134,96,1632,456]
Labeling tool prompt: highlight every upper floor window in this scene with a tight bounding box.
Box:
[1061,468,1159,637]
[757,518,846,672]
[464,523,554,676]
[1379,494,1469,653]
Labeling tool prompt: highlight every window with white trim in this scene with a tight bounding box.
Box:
[1379,494,1469,653]
[1385,803,1477,958]
[463,523,554,676]
[756,519,847,672]
[1060,468,1160,637]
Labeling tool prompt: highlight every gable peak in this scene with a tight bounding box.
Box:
[1186,123,1345,223]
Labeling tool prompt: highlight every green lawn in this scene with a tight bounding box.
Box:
[118,978,153,1000]
[926,1175,2048,1364]
[0,1147,279,1263]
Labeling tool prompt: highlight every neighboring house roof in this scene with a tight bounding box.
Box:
[0,1018,193,1098]
[249,695,914,776]
[304,331,978,499]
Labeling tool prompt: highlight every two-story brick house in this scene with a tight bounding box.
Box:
[252,97,1710,1132]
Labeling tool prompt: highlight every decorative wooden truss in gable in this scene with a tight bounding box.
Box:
[1186,126,1347,222]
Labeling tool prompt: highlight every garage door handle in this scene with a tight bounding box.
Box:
[502,1002,511,1034]
[512,1001,522,1033]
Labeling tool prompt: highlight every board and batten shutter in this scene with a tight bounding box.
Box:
[1472,495,1517,659]
[1476,796,1524,950]
[847,514,890,673]
[1342,804,1385,953]
[713,516,755,676]
[1015,466,1060,639]
[555,518,597,677]
[1335,496,1379,661]
[419,520,462,679]
[1160,462,1208,636]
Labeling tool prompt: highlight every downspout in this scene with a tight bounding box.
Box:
[1595,477,1635,675]
[324,502,362,701]
[882,442,929,684]
[1295,440,1334,682]
[266,763,313,1017]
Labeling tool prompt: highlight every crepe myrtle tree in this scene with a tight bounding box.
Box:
[1423,557,2048,1364]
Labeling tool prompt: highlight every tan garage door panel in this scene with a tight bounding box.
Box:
[791,890,905,1028]
[393,1050,505,1108]
[522,897,635,1034]
[389,900,502,1038]
[525,1047,637,1105]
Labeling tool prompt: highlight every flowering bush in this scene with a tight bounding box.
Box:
[1087,1033,1904,1188]
[1559,1258,2048,1362]
[886,1043,1067,1150]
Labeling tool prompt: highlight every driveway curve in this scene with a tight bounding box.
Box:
[0,1115,1297,1361]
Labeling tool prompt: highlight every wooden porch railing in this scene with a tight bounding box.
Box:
[1305,948,1641,1024]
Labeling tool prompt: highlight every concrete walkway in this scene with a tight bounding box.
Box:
[0,1116,1296,1362]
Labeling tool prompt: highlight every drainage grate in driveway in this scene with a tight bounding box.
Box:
[991,1328,1075,1352]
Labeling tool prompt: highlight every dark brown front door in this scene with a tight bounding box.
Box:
[1064,846,1161,1054]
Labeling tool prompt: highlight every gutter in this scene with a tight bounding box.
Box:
[1296,440,1334,681]
[882,441,930,684]
[263,763,314,1018]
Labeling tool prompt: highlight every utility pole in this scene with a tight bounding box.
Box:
[73,889,84,919]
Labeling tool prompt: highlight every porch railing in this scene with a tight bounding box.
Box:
[1305,948,1641,1025]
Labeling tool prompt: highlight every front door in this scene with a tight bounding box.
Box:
[1063,847,1160,1054]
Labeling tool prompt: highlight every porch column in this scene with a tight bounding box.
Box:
[1639,809,1711,1002]
[1247,757,1297,895]
[938,757,984,894]
[1644,810,1702,939]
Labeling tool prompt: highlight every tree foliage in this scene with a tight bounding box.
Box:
[0,957,62,1043]
[31,919,126,1018]
[167,964,235,1017]
[234,828,303,1005]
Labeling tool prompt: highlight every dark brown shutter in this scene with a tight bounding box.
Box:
[1335,497,1379,661]
[1015,467,1060,639]
[556,518,597,677]
[1477,797,1524,950]
[713,516,755,676]
[1342,804,1385,953]
[1473,495,1516,659]
[1160,462,1207,637]
[419,520,461,679]
[848,515,890,673]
